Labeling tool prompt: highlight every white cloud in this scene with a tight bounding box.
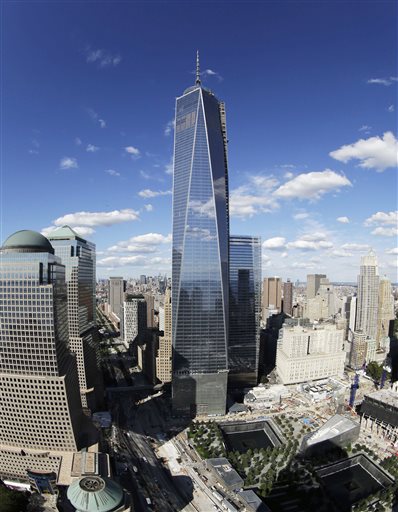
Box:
[329,132,398,171]
[367,77,394,86]
[138,189,172,198]
[230,188,278,218]
[250,175,279,189]
[164,119,175,136]
[105,169,120,177]
[107,233,171,253]
[293,212,309,220]
[281,252,288,259]
[87,108,106,129]
[287,240,333,251]
[59,157,78,170]
[201,68,223,81]
[284,171,294,179]
[125,146,141,158]
[388,104,395,112]
[86,144,99,153]
[75,137,82,146]
[262,237,286,250]
[165,158,174,175]
[292,262,316,269]
[386,248,398,255]
[359,125,372,132]
[97,255,147,267]
[364,211,398,226]
[274,170,351,200]
[144,204,153,212]
[331,249,352,257]
[53,209,140,227]
[341,243,370,252]
[140,170,151,179]
[300,232,328,242]
[337,216,350,224]
[85,47,121,68]
[371,227,398,237]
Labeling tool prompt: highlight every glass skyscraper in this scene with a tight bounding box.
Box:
[229,235,261,387]
[48,226,103,411]
[172,57,229,416]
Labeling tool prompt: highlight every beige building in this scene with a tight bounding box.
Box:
[262,277,282,315]
[355,251,380,340]
[276,321,345,384]
[306,274,327,300]
[0,230,98,484]
[349,330,376,369]
[156,288,172,382]
[377,277,395,350]
[305,278,342,322]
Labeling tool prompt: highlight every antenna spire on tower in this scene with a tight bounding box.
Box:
[195,50,201,85]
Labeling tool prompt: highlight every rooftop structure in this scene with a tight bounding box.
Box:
[238,490,271,512]
[206,458,244,491]
[66,475,130,512]
[361,389,398,427]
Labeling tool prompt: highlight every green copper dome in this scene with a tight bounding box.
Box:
[67,476,124,512]
[2,230,54,254]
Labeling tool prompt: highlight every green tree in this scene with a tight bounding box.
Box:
[0,486,29,512]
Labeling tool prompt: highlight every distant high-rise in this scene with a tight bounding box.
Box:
[156,288,172,383]
[229,235,261,387]
[108,277,125,321]
[123,295,147,348]
[282,280,293,316]
[349,331,375,370]
[48,225,103,411]
[172,54,229,416]
[262,277,282,314]
[306,274,327,300]
[0,230,97,482]
[376,276,395,351]
[355,251,379,340]
[144,292,155,329]
[140,274,147,285]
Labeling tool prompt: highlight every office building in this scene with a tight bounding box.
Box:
[355,251,379,340]
[306,274,327,300]
[228,235,261,387]
[156,288,172,383]
[349,330,377,369]
[276,321,345,384]
[282,279,293,316]
[140,274,147,285]
[377,276,395,350]
[0,230,97,483]
[108,277,125,322]
[144,292,155,328]
[262,277,282,315]
[123,295,146,349]
[305,277,342,322]
[172,54,229,416]
[48,226,103,411]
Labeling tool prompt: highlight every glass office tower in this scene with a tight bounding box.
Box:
[229,235,261,387]
[172,59,229,416]
[48,226,103,411]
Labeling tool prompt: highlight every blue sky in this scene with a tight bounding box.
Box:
[2,1,397,282]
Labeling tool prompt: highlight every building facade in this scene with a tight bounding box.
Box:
[156,288,172,383]
[108,277,125,322]
[355,251,380,340]
[0,230,97,483]
[172,57,229,416]
[276,321,346,384]
[228,235,261,387]
[262,277,282,315]
[376,277,394,350]
[306,274,327,300]
[123,295,146,349]
[48,226,103,411]
[282,279,293,316]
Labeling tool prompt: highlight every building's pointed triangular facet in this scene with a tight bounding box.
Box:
[49,225,81,239]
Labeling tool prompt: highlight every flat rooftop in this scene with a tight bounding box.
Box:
[305,414,359,447]
[207,458,244,489]
[364,389,398,409]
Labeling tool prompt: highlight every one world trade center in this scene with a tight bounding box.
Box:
[172,54,229,416]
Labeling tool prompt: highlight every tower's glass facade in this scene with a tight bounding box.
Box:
[172,81,229,416]
[229,235,261,386]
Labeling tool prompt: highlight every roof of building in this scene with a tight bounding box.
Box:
[207,458,244,489]
[364,389,398,408]
[238,490,271,511]
[66,476,123,512]
[304,414,359,447]
[47,225,84,241]
[2,230,54,254]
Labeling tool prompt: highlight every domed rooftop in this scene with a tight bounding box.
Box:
[1,230,54,254]
[67,476,124,512]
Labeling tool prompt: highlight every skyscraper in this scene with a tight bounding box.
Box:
[229,235,261,387]
[156,288,172,383]
[123,295,147,348]
[172,54,229,416]
[376,276,395,351]
[0,230,97,483]
[355,251,380,340]
[306,274,327,300]
[282,279,293,316]
[48,226,103,411]
[108,277,125,321]
[262,277,282,315]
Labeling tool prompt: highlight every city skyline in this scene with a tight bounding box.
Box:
[2,2,397,282]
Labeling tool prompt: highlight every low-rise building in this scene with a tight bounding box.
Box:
[206,458,244,491]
